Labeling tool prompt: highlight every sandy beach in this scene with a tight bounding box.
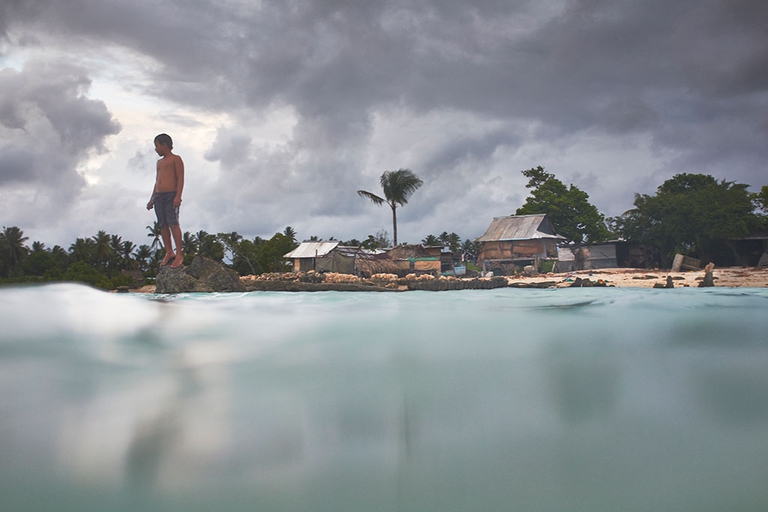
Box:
[505,266,768,288]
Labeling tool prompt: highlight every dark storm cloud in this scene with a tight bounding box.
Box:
[13,0,767,154]
[3,0,767,240]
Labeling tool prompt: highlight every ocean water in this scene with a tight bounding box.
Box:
[2,283,768,512]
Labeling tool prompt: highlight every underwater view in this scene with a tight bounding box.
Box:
[2,283,768,511]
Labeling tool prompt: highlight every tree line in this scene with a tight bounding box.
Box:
[0,221,480,290]
[2,167,766,288]
[516,166,768,267]
[0,225,301,289]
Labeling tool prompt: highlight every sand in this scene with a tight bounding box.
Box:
[507,266,768,288]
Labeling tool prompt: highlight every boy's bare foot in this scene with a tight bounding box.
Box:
[170,253,184,269]
[160,252,175,266]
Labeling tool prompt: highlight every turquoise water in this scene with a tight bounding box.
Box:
[2,283,768,511]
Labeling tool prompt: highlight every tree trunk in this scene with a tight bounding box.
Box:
[391,205,398,246]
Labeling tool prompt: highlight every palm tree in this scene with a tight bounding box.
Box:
[357,169,423,246]
[121,240,136,270]
[0,226,29,277]
[92,231,111,270]
[195,230,209,254]
[283,226,297,243]
[109,234,124,270]
[218,231,243,263]
[182,231,198,256]
[69,237,95,264]
[446,232,461,253]
[135,245,152,272]
[147,222,162,251]
[461,239,482,264]
[198,232,224,261]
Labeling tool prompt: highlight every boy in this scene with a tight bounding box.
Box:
[146,133,185,268]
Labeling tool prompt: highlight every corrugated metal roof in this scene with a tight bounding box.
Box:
[476,214,564,242]
[284,241,339,259]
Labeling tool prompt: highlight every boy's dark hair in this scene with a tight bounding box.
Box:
[154,133,173,149]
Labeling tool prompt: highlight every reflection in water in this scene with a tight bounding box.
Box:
[1,284,768,511]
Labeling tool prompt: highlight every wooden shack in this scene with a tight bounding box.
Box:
[476,214,564,275]
[386,244,442,276]
[284,242,356,273]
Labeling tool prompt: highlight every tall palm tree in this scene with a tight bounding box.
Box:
[0,226,29,277]
[357,169,423,246]
[92,231,111,270]
[121,240,136,270]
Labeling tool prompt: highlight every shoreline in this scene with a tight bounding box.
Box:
[130,266,768,293]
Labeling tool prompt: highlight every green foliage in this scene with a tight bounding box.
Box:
[539,260,555,273]
[422,234,440,246]
[63,261,103,287]
[461,239,482,262]
[255,232,298,274]
[515,166,611,243]
[21,250,64,277]
[754,186,768,215]
[0,226,30,277]
[611,173,760,265]
[214,228,300,276]
[196,231,225,262]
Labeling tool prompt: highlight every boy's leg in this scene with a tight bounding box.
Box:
[160,227,175,266]
[170,224,184,268]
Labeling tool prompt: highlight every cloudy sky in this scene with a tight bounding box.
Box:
[1,0,767,248]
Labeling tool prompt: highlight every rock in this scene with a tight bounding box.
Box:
[155,255,246,293]
[698,262,716,287]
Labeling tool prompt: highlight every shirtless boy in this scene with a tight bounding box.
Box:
[146,133,185,268]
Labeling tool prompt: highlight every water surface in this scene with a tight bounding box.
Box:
[2,284,768,511]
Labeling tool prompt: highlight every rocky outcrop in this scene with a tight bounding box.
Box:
[155,255,246,293]
[241,271,510,292]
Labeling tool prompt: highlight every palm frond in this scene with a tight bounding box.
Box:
[357,190,386,206]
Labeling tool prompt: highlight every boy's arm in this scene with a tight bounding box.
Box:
[173,156,185,207]
[147,188,156,210]
[147,165,158,210]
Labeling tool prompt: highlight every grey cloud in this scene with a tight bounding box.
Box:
[4,0,768,241]
[0,58,120,225]
[128,150,148,170]
[0,145,35,183]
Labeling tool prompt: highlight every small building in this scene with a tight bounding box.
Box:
[728,232,768,267]
[284,242,357,273]
[558,241,660,270]
[476,214,564,275]
[386,244,442,276]
[285,241,405,275]
[583,243,619,269]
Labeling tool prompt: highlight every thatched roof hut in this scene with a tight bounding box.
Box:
[386,244,432,259]
[355,254,403,276]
